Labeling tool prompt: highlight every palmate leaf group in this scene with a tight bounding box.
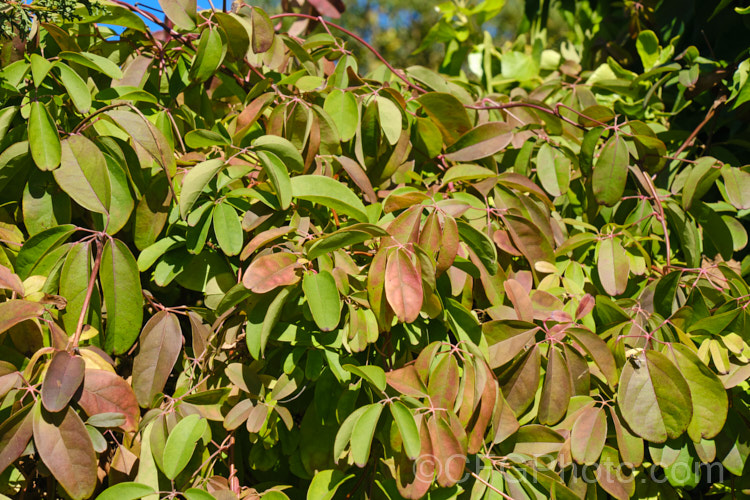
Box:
[0,0,750,499]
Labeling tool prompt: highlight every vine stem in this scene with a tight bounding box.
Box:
[468,470,515,500]
[70,237,104,350]
[269,13,427,94]
[671,95,725,161]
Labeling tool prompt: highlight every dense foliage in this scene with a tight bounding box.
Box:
[1,0,750,499]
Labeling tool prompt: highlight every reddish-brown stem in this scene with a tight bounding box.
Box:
[70,237,104,349]
[466,101,585,130]
[269,13,427,94]
[671,95,725,161]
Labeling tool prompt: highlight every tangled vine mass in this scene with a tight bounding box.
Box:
[1,0,750,499]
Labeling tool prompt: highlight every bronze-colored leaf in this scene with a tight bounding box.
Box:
[132,311,182,407]
[242,252,300,294]
[538,346,571,425]
[385,248,423,323]
[77,369,140,433]
[0,405,33,475]
[427,415,466,488]
[0,300,45,335]
[41,350,85,413]
[33,403,97,500]
[385,365,428,398]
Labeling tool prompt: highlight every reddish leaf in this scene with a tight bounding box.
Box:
[436,215,459,275]
[427,353,459,408]
[33,403,97,500]
[385,365,428,398]
[492,391,519,445]
[242,252,300,293]
[571,405,607,465]
[77,369,140,433]
[41,350,85,413]
[385,249,423,323]
[444,122,513,162]
[132,311,182,407]
[566,327,618,387]
[467,361,497,454]
[503,279,534,322]
[0,265,24,296]
[500,346,540,416]
[385,205,422,244]
[483,320,537,369]
[575,294,595,319]
[427,415,466,488]
[0,405,33,475]
[367,247,393,331]
[538,346,571,425]
[396,418,435,499]
[0,300,45,335]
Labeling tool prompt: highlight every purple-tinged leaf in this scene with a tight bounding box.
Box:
[242,252,300,294]
[0,300,46,335]
[0,405,33,475]
[385,249,423,323]
[33,403,97,500]
[78,369,140,433]
[132,311,182,407]
[571,405,607,465]
[41,350,85,412]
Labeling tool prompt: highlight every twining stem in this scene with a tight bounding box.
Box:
[671,95,726,161]
[70,237,104,349]
[269,13,427,94]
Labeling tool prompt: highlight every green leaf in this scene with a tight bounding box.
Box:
[179,159,224,219]
[618,350,692,443]
[324,90,358,142]
[55,63,91,114]
[456,220,497,275]
[107,110,175,176]
[253,136,305,173]
[308,469,354,500]
[30,54,54,87]
[59,52,123,80]
[536,143,570,197]
[41,351,85,412]
[334,406,369,463]
[158,0,196,31]
[342,364,386,392]
[183,489,218,500]
[302,270,341,331]
[290,175,368,222]
[351,403,383,467]
[377,96,402,145]
[597,237,629,296]
[190,28,227,83]
[132,311,182,407]
[668,344,728,441]
[212,201,243,256]
[636,30,660,70]
[682,157,721,210]
[444,122,513,162]
[417,92,472,145]
[33,404,97,500]
[95,482,156,500]
[100,239,143,355]
[28,102,61,171]
[161,414,208,479]
[257,151,292,210]
[390,401,421,460]
[721,165,750,209]
[54,135,110,215]
[592,134,629,206]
